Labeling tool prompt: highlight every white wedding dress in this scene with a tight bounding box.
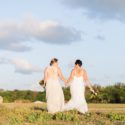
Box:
[46,66,64,113]
[64,76,88,114]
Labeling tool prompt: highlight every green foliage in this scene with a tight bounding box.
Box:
[85,82,125,103]
[0,82,125,103]
[8,115,22,125]
[0,103,125,125]
[0,90,46,103]
[107,113,125,121]
[27,113,38,122]
[63,87,71,101]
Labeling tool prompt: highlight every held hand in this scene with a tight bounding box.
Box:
[64,80,69,87]
[64,80,68,84]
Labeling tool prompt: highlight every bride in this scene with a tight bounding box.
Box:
[64,59,96,114]
[43,58,66,113]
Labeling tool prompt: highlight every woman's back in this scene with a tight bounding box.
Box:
[45,66,64,113]
[73,68,83,78]
[46,66,58,80]
[64,67,88,114]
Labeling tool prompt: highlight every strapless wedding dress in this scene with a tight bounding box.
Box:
[64,76,88,113]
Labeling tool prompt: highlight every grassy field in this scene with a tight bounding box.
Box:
[0,103,125,125]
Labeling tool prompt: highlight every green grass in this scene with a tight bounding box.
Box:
[0,103,125,125]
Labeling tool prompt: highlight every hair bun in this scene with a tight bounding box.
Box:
[50,58,58,66]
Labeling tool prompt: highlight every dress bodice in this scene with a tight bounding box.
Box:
[73,76,84,83]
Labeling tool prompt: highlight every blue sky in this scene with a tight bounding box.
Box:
[0,0,125,90]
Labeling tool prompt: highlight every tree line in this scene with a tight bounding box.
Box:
[0,82,125,103]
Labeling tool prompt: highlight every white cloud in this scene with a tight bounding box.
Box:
[0,17,81,52]
[0,57,42,74]
[0,57,9,64]
[96,35,105,41]
[11,58,42,74]
[62,0,125,20]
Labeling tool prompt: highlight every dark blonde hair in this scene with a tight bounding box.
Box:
[50,58,58,66]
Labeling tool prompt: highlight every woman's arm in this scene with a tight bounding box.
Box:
[83,69,95,93]
[43,68,48,86]
[67,69,74,84]
[58,68,67,83]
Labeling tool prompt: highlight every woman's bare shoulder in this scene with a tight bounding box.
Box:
[57,66,61,71]
[57,67,62,73]
[81,68,87,74]
[44,66,50,72]
[71,68,75,74]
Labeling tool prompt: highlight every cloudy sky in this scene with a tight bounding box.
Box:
[0,0,125,90]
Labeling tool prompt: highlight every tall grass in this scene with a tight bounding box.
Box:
[0,103,125,125]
